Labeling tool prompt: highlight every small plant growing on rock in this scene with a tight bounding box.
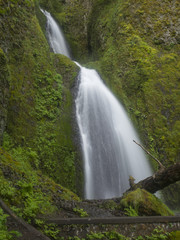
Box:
[124,205,138,216]
[73,208,88,217]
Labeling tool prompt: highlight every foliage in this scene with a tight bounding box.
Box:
[88,0,180,167]
[169,231,180,240]
[0,0,80,194]
[100,200,118,210]
[35,219,60,239]
[134,227,171,240]
[73,208,88,217]
[0,0,143,238]
[0,208,21,240]
[38,0,90,61]
[120,189,174,216]
[0,146,79,238]
[124,205,138,217]
[57,228,179,240]
[87,0,180,206]
[87,231,129,240]
[0,2,179,240]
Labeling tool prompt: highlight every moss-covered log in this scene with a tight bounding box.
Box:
[129,163,180,193]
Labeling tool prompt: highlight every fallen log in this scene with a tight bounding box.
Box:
[129,162,180,193]
[0,198,51,240]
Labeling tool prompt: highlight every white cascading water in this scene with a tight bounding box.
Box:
[42,9,153,200]
[40,9,70,57]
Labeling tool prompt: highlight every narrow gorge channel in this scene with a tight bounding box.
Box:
[41,9,153,200]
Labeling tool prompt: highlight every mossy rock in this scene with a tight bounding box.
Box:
[120,188,174,216]
[53,54,79,88]
[170,231,180,240]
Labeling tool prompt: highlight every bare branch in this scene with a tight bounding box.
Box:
[133,140,164,169]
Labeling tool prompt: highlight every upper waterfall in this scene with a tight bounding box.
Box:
[42,9,153,200]
[41,9,70,58]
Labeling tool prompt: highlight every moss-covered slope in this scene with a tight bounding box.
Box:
[87,0,180,207]
[0,0,80,193]
[88,0,180,167]
[0,0,82,236]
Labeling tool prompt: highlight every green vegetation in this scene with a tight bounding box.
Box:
[120,189,174,216]
[0,208,21,240]
[88,0,180,165]
[0,0,80,237]
[170,231,180,240]
[87,0,180,206]
[124,205,139,217]
[0,0,80,192]
[87,231,129,240]
[73,208,88,217]
[0,145,79,210]
[59,228,177,240]
[135,227,172,240]
[37,0,93,62]
[0,146,79,238]
[100,199,118,211]
[0,0,179,238]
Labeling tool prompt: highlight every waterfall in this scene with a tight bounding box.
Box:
[40,9,70,57]
[76,64,152,199]
[42,9,153,200]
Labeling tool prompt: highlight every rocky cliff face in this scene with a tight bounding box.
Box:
[38,0,94,61]
[87,0,180,169]
[41,0,180,207]
[87,0,180,207]
[0,48,9,145]
[40,1,179,168]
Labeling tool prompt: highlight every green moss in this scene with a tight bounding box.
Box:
[73,207,88,217]
[0,146,79,212]
[87,231,129,240]
[38,0,91,61]
[0,207,21,240]
[88,0,180,163]
[0,0,81,195]
[53,54,79,87]
[87,0,180,206]
[0,145,79,238]
[100,200,118,211]
[170,231,180,240]
[120,188,174,216]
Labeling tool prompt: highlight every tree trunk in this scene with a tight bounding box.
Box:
[129,162,180,193]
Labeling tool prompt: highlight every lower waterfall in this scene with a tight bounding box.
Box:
[42,9,153,200]
[75,63,152,199]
